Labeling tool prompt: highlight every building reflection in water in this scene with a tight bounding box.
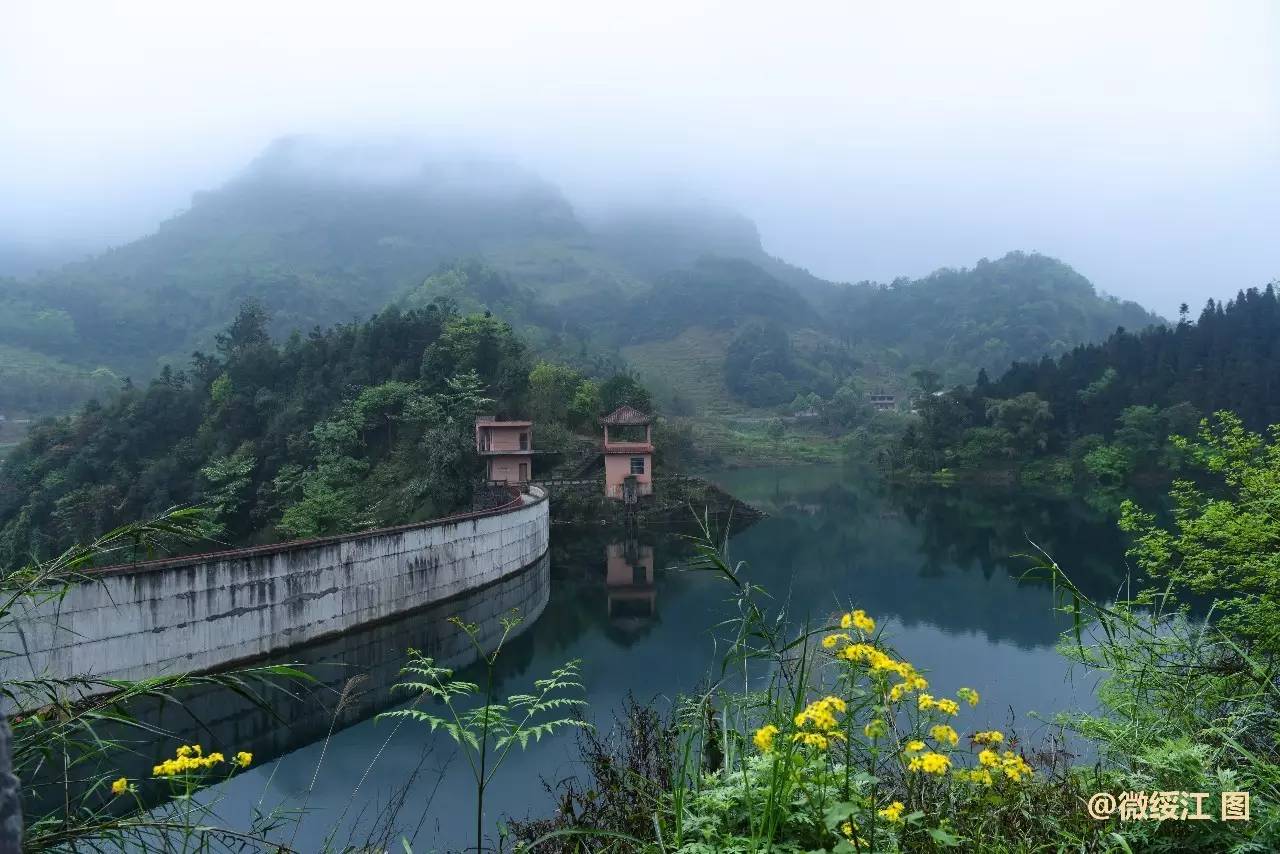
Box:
[605,540,656,633]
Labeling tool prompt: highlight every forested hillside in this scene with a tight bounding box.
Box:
[0,140,1162,422]
[822,252,1158,383]
[0,303,528,567]
[896,285,1280,483]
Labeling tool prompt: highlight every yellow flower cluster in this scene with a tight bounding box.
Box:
[839,609,874,634]
[905,739,925,753]
[111,777,129,796]
[753,724,779,753]
[930,724,959,747]
[833,639,928,703]
[977,748,1032,781]
[917,694,960,716]
[972,730,1004,746]
[839,822,870,847]
[955,767,994,786]
[907,751,952,775]
[888,673,929,703]
[152,744,225,777]
[794,696,846,731]
[957,687,980,707]
[997,750,1033,782]
[792,732,836,750]
[878,800,905,822]
[235,751,253,768]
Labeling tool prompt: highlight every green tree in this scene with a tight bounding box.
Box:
[568,379,602,430]
[527,362,582,427]
[984,393,1051,456]
[599,373,653,416]
[198,442,257,532]
[1121,411,1280,652]
[422,314,527,407]
[911,368,942,395]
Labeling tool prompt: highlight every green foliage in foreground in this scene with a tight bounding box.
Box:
[379,616,587,854]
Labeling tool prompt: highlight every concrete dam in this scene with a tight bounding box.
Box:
[0,485,550,706]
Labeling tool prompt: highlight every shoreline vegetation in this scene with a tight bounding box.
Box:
[6,413,1280,850]
[4,274,1280,848]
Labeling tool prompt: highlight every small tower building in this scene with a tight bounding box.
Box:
[600,405,653,501]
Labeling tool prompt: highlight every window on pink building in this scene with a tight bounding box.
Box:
[630,456,645,474]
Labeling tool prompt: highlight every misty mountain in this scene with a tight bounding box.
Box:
[0,139,1163,417]
[822,252,1161,383]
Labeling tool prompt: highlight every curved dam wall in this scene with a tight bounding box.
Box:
[23,552,552,816]
[1,486,549,705]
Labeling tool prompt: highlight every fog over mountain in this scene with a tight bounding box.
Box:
[2,1,1277,315]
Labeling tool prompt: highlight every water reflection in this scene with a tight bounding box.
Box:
[115,466,1132,850]
[24,552,550,820]
[605,540,657,633]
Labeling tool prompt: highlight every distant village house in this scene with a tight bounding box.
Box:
[869,393,897,412]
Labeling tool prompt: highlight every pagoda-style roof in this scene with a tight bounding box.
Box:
[599,405,653,426]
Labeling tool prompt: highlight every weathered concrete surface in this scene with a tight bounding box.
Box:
[0,487,549,705]
[21,551,551,818]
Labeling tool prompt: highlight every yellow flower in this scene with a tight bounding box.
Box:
[110,777,128,796]
[235,751,253,767]
[930,724,959,747]
[957,687,980,707]
[151,745,226,777]
[956,767,994,786]
[795,696,845,732]
[972,730,1004,746]
[840,613,853,629]
[753,724,779,753]
[907,751,951,774]
[878,801,905,823]
[792,732,830,750]
[904,739,926,753]
[864,719,887,739]
[888,682,908,702]
[821,634,839,649]
[851,609,876,634]
[917,693,935,711]
[934,698,960,716]
[978,749,999,767]
[840,821,869,846]
[999,751,1033,782]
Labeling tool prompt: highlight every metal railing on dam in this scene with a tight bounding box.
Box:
[0,485,549,708]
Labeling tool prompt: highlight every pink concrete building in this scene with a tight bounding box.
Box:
[600,405,653,500]
[475,416,533,483]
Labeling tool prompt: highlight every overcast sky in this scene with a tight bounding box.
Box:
[2,0,1277,315]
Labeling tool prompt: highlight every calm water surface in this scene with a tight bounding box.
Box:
[140,466,1132,851]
